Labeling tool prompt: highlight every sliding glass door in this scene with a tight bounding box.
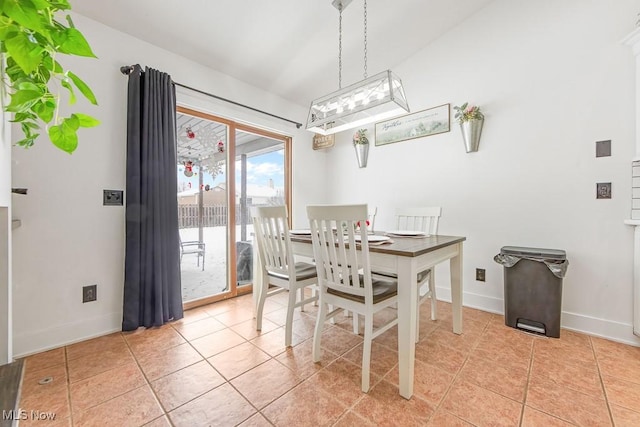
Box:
[234,127,289,295]
[176,107,291,308]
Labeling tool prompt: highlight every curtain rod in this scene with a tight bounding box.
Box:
[120,65,302,129]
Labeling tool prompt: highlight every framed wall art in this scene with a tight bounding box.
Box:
[375,103,450,146]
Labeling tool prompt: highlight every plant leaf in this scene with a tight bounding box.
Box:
[0,15,16,39]
[61,78,76,105]
[72,113,100,128]
[10,112,36,123]
[21,121,40,130]
[4,31,44,74]
[33,100,55,122]
[67,71,97,105]
[2,0,43,32]
[55,28,97,58]
[50,0,71,10]
[41,55,63,73]
[29,0,51,10]
[48,117,79,153]
[64,113,80,131]
[5,90,42,112]
[17,81,42,92]
[15,135,39,148]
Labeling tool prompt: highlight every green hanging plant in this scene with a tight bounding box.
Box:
[0,0,100,153]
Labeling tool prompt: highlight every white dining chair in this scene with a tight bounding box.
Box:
[251,205,318,347]
[374,207,441,341]
[307,204,398,392]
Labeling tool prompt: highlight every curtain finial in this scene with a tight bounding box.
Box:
[120,65,135,75]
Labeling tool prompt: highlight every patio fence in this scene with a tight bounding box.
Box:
[178,204,252,228]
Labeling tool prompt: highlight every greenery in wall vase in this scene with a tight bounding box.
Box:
[453,102,484,122]
[0,0,99,153]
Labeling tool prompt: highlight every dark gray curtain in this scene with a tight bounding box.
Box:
[123,65,183,330]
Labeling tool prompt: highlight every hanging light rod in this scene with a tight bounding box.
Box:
[119,65,302,129]
[306,0,409,135]
[332,0,353,10]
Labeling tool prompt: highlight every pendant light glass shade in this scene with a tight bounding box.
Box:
[306,70,409,135]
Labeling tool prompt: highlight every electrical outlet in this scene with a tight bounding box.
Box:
[103,189,123,206]
[83,284,97,303]
[476,268,486,282]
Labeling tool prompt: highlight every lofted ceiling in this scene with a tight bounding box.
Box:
[73,0,494,109]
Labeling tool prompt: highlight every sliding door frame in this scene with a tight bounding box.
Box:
[177,106,292,310]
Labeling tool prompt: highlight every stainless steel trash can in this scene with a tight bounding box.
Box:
[494,246,568,338]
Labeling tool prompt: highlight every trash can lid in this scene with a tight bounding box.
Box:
[500,246,566,260]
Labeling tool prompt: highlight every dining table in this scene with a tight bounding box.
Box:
[252,231,466,400]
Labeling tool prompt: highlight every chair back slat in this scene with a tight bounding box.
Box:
[251,206,295,278]
[307,204,372,300]
[396,207,442,235]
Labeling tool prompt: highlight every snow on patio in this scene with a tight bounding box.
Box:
[179,225,254,301]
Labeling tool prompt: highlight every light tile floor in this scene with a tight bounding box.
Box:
[17,293,640,426]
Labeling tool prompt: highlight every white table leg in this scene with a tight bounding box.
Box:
[397,256,418,399]
[450,242,463,334]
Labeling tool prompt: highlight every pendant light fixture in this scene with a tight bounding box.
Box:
[306,0,409,135]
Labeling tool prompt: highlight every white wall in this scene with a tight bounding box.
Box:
[10,14,324,356]
[324,0,640,344]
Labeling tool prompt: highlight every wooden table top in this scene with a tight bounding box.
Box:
[289,233,466,257]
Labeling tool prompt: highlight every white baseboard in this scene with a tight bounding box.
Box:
[13,312,122,358]
[436,286,504,315]
[561,311,640,347]
[436,286,640,347]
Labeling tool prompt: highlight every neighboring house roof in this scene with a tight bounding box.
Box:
[177,188,201,197]
[244,184,278,198]
[177,184,282,199]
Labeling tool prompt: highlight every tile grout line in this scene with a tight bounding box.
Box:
[590,336,616,426]
[517,336,536,427]
[275,352,354,427]
[64,345,74,427]
[64,336,156,425]
[232,339,317,425]
[415,313,484,424]
[121,330,176,427]
[171,310,291,426]
[253,321,368,425]
[166,319,260,425]
[201,338,267,426]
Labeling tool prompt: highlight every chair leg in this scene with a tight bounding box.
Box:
[329,305,336,324]
[285,288,297,347]
[201,252,205,271]
[256,281,269,331]
[299,287,305,312]
[353,313,360,335]
[312,301,327,363]
[430,268,437,321]
[361,314,373,392]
